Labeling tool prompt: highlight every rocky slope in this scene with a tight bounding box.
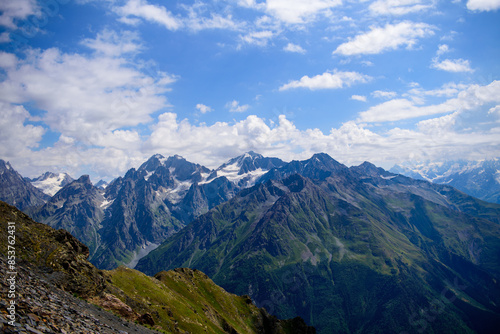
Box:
[0,201,315,334]
[137,154,500,334]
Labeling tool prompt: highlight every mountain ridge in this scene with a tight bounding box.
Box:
[391,159,500,204]
[137,154,500,333]
[0,152,288,270]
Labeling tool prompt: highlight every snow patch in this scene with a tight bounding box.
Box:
[125,242,160,269]
[32,173,70,196]
[100,199,114,209]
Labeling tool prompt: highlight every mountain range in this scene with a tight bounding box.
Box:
[391,159,500,204]
[2,152,500,333]
[136,154,500,333]
[0,152,286,269]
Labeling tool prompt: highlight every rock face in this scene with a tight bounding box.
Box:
[33,175,105,261]
[0,160,49,214]
[0,200,315,334]
[0,200,105,297]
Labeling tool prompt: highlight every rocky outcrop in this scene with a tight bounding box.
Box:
[0,201,105,297]
[0,256,160,334]
[0,160,49,213]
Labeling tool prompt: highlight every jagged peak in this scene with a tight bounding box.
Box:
[76,174,92,185]
[309,152,341,165]
[0,159,13,170]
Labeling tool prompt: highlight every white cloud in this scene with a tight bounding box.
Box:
[436,44,450,56]
[239,30,275,47]
[372,90,397,99]
[226,100,250,113]
[80,29,143,57]
[0,32,176,146]
[351,95,367,102]
[279,70,372,91]
[431,44,473,73]
[431,58,473,72]
[467,0,500,11]
[0,102,45,159]
[284,43,306,53]
[262,0,341,24]
[488,105,500,115]
[182,2,244,32]
[196,103,213,114]
[333,21,435,56]
[114,0,182,30]
[141,110,500,172]
[358,80,500,123]
[369,0,434,16]
[187,13,242,31]
[0,0,40,29]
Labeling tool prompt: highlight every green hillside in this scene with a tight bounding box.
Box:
[137,162,500,333]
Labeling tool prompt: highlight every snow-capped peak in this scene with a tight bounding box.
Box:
[31,172,74,196]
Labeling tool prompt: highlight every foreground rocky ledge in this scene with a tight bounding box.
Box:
[0,255,160,334]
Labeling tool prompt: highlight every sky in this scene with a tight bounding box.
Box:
[0,0,499,182]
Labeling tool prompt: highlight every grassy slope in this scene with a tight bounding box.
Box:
[137,176,500,333]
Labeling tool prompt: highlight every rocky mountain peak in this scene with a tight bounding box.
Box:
[0,159,49,212]
[0,159,13,172]
[29,171,74,196]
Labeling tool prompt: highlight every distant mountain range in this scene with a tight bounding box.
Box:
[137,154,500,333]
[391,159,500,204]
[0,151,286,269]
[2,153,500,333]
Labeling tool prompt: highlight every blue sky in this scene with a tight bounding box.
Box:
[0,0,499,182]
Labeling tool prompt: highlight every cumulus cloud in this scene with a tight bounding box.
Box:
[80,29,143,57]
[196,103,213,114]
[333,21,435,56]
[182,3,243,32]
[431,44,473,72]
[142,109,500,171]
[226,100,250,113]
[113,0,182,30]
[351,95,367,102]
[279,70,372,91]
[0,0,40,29]
[431,58,473,72]
[358,80,500,123]
[0,102,45,159]
[467,0,500,11]
[0,31,176,147]
[283,43,306,53]
[239,30,275,47]
[261,0,341,24]
[372,90,397,99]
